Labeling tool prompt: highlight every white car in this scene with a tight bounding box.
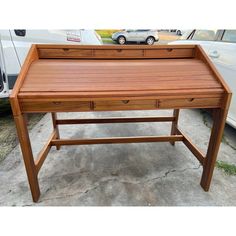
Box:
[169,29,236,129]
[112,29,159,45]
[0,29,102,98]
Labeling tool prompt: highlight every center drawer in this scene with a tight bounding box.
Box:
[93,100,157,111]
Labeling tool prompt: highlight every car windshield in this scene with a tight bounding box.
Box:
[180,30,193,39]
[126,29,151,32]
[136,29,150,32]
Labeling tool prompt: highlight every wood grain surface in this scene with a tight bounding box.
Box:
[20,59,223,96]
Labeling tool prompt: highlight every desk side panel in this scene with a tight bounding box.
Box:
[195,45,232,94]
[9,45,39,115]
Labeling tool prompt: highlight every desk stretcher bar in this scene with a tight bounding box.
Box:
[10,44,231,202]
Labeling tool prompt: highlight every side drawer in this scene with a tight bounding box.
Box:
[158,97,222,109]
[144,48,194,58]
[94,100,157,111]
[20,100,91,113]
[38,48,93,58]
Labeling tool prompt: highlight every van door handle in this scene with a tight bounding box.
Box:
[209,50,220,58]
[14,30,26,37]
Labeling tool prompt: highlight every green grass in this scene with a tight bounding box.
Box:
[102,38,116,44]
[96,29,121,38]
[216,161,236,176]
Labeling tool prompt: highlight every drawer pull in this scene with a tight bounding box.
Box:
[52,101,62,105]
[188,98,194,102]
[122,100,130,104]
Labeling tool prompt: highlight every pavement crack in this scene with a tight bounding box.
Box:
[141,164,201,184]
[37,164,201,204]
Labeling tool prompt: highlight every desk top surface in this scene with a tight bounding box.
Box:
[19,58,224,98]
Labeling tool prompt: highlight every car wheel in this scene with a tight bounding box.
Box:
[146,36,155,45]
[177,30,182,36]
[117,36,126,45]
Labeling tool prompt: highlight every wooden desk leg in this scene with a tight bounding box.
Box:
[200,108,228,191]
[14,114,40,202]
[170,109,180,146]
[51,113,60,150]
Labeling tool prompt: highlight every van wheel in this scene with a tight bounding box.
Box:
[117,36,126,45]
[146,36,155,45]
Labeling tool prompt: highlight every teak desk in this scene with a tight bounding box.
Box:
[10,44,231,202]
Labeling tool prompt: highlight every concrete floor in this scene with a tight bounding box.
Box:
[0,109,236,206]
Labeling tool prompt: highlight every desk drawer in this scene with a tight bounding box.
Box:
[38,48,93,58]
[21,100,91,113]
[94,100,157,111]
[94,49,143,58]
[158,97,222,109]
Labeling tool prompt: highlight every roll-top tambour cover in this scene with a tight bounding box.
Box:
[20,58,224,97]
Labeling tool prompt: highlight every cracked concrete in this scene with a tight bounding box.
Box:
[0,109,236,206]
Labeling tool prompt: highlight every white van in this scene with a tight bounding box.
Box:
[0,29,102,98]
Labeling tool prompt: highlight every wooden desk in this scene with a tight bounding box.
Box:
[10,44,231,202]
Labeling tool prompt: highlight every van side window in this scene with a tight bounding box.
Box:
[222,30,236,42]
